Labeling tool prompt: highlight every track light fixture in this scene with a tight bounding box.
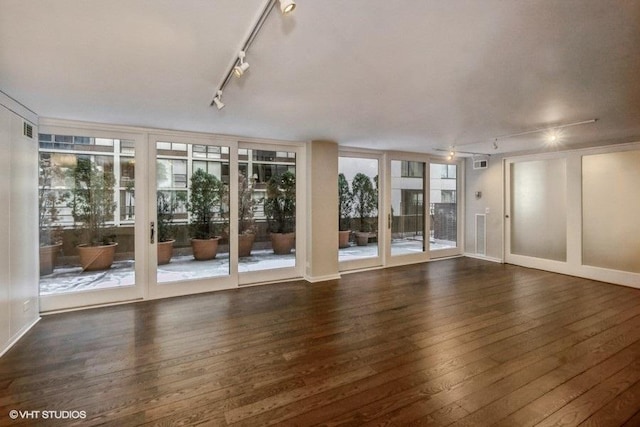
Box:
[279,0,296,15]
[213,90,225,110]
[233,51,250,78]
[211,0,297,109]
[489,119,597,149]
[437,119,597,154]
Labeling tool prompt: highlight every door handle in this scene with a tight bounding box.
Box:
[150,221,155,244]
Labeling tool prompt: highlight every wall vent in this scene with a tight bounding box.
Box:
[23,121,33,139]
[473,159,488,170]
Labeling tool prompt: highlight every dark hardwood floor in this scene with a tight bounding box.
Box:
[2,257,640,426]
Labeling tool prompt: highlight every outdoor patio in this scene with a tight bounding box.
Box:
[40,239,456,296]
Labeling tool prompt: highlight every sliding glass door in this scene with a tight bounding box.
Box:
[338,151,383,271]
[429,161,462,258]
[148,137,304,298]
[237,143,303,284]
[38,128,145,312]
[149,136,234,299]
[386,156,428,265]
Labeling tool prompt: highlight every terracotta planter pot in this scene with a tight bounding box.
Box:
[270,232,295,255]
[191,238,220,261]
[39,243,62,276]
[77,243,117,271]
[157,240,175,265]
[238,233,256,257]
[355,232,370,246]
[338,230,351,249]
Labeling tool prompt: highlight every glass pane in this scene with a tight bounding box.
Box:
[582,151,640,273]
[391,160,425,256]
[38,136,136,295]
[239,149,296,272]
[430,163,458,251]
[338,157,379,261]
[156,142,230,283]
[510,159,567,261]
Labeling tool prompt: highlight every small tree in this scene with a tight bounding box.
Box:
[238,173,257,235]
[68,157,117,246]
[338,173,353,231]
[39,156,65,246]
[156,191,177,242]
[351,173,377,232]
[187,169,224,239]
[264,170,296,234]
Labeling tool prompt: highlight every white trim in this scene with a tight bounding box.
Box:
[464,253,503,263]
[304,273,342,283]
[0,317,40,358]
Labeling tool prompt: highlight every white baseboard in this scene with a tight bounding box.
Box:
[305,273,342,283]
[0,316,40,358]
[464,253,503,264]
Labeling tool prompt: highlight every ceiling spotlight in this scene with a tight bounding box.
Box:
[278,0,296,15]
[233,51,250,78]
[546,130,560,143]
[213,90,225,110]
[449,150,455,157]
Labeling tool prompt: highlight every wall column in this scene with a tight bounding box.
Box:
[305,140,340,282]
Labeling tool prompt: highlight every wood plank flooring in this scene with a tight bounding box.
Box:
[2,257,640,426]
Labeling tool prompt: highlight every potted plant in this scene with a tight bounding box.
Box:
[68,157,118,271]
[187,169,225,260]
[264,170,296,254]
[156,191,177,265]
[38,156,65,275]
[238,173,257,257]
[351,172,377,246]
[338,173,352,248]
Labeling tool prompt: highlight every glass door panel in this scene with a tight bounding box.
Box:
[238,148,296,273]
[338,155,381,270]
[509,158,567,261]
[38,133,136,296]
[155,141,230,285]
[390,160,426,256]
[429,162,459,255]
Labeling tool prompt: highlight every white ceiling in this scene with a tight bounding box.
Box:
[1,0,640,155]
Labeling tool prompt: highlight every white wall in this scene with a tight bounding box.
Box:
[464,155,505,261]
[0,95,40,357]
